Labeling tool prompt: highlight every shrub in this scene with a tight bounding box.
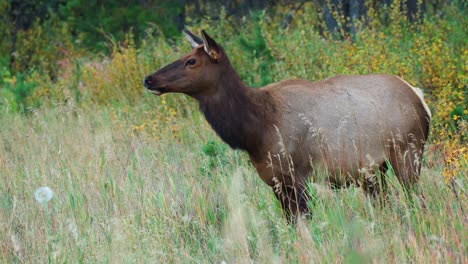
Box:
[0,71,37,113]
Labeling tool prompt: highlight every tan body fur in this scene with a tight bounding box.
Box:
[249,75,430,215]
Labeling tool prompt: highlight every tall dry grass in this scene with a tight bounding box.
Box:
[0,104,465,263]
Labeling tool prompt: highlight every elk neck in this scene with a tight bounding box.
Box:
[193,62,277,158]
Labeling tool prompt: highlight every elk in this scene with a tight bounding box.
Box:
[144,29,431,220]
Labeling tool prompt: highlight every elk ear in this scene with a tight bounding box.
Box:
[183,29,203,48]
[201,30,221,62]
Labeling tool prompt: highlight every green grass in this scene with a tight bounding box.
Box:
[0,103,466,263]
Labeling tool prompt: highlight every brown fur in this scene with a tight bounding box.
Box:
[144,30,431,220]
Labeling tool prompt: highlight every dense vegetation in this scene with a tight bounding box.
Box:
[0,0,466,262]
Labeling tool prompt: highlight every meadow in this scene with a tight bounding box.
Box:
[0,1,467,263]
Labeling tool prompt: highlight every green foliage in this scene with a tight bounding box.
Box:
[1,0,185,78]
[0,0,72,75]
[10,15,75,77]
[0,1,11,58]
[202,140,227,159]
[238,12,274,87]
[0,71,37,113]
[1,0,63,30]
[58,0,184,51]
[199,140,229,178]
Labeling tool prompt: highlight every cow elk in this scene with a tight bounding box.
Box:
[144,29,431,220]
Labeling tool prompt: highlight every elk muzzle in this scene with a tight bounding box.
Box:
[143,75,168,95]
[143,76,153,88]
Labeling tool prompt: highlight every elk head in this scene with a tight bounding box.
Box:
[143,30,225,96]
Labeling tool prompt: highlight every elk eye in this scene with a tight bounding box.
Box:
[185,59,196,66]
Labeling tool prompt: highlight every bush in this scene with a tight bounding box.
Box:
[58,0,185,51]
[0,71,38,113]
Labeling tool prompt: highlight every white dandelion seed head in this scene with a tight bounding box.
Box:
[34,186,54,204]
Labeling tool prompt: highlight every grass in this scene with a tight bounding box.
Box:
[0,101,466,263]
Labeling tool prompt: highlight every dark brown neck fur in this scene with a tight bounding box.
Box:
[193,61,276,158]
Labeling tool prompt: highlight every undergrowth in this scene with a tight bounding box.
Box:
[0,106,465,262]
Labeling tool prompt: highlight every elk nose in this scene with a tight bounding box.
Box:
[143,76,153,88]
